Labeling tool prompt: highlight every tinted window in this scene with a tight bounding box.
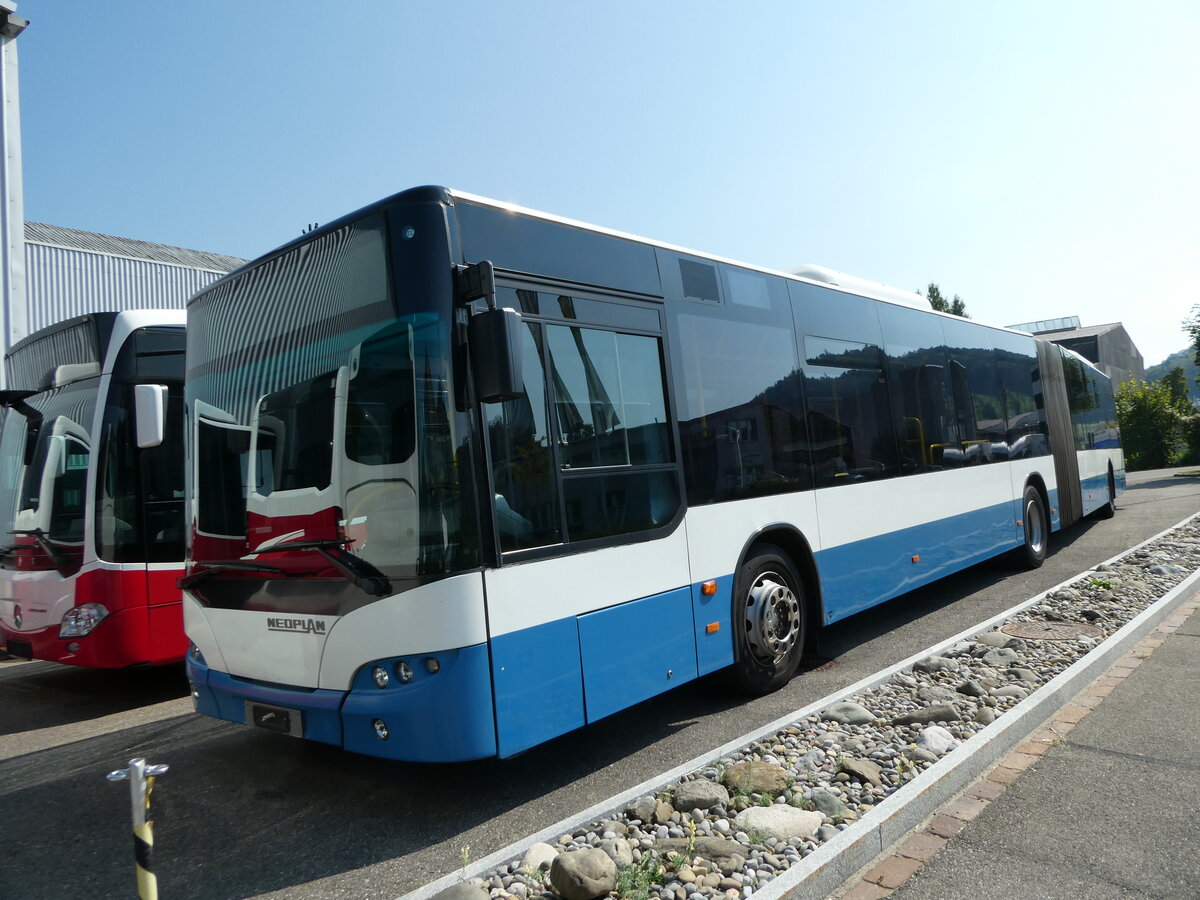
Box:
[879,304,960,472]
[48,435,89,543]
[487,322,563,552]
[789,282,899,488]
[942,318,1006,465]
[546,325,670,468]
[255,374,336,493]
[995,332,1049,457]
[197,420,249,537]
[670,271,809,503]
[344,323,416,466]
[486,298,680,554]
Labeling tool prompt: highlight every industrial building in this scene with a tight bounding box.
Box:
[1008,315,1145,385]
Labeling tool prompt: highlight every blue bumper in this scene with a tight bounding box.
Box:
[187,643,498,762]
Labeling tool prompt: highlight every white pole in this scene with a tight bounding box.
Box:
[0,1,27,388]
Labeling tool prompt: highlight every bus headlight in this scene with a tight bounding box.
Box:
[371,666,390,688]
[59,603,110,638]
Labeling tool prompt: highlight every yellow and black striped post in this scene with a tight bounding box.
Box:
[108,757,169,899]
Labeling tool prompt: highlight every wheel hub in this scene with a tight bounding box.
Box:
[745,573,801,662]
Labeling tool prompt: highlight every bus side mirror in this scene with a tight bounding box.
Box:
[134,384,167,448]
[469,307,525,403]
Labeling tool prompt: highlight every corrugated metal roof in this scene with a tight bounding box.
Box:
[1037,323,1125,340]
[24,221,245,273]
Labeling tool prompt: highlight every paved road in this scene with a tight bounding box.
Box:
[1,467,1197,900]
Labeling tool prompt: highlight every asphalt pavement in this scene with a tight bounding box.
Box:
[863,587,1200,900]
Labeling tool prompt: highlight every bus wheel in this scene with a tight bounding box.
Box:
[730,544,806,694]
[1016,485,1048,569]
[1093,469,1116,520]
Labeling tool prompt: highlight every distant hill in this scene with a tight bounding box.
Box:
[1146,347,1200,403]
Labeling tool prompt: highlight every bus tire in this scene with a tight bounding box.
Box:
[1015,485,1048,569]
[1093,469,1116,520]
[730,544,806,694]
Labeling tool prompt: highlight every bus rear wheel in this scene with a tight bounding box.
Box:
[1093,469,1116,520]
[1015,485,1048,569]
[730,544,806,694]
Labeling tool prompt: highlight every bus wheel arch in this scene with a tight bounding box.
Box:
[728,527,819,694]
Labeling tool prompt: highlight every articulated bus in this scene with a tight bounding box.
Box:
[0,311,189,667]
[182,186,1123,761]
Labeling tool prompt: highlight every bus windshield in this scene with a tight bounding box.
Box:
[0,380,98,573]
[184,213,479,615]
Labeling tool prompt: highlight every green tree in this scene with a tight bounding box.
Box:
[1185,305,1200,368]
[921,282,968,317]
[1115,378,1184,470]
[1159,366,1195,415]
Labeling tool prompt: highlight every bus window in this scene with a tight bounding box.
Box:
[48,435,89,544]
[879,304,960,471]
[487,322,562,552]
[545,325,670,469]
[196,419,251,537]
[943,319,1006,465]
[802,335,897,486]
[345,324,415,466]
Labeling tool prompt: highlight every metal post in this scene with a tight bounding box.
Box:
[0,1,27,382]
[107,757,170,899]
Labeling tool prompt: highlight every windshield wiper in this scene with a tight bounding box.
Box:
[10,528,72,573]
[250,539,392,597]
[179,560,289,591]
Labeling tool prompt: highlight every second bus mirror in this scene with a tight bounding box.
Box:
[134,384,167,448]
[469,307,525,403]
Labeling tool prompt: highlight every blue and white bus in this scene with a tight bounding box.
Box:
[182,187,1123,762]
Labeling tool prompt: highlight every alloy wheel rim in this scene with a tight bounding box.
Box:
[745,571,801,663]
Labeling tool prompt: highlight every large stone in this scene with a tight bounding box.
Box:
[973,631,1010,648]
[990,685,1029,700]
[625,796,657,823]
[915,725,959,756]
[673,779,730,812]
[916,685,960,705]
[912,655,959,673]
[656,837,746,875]
[821,701,876,725]
[982,648,1021,667]
[838,757,882,786]
[956,680,987,698]
[734,806,823,842]
[654,799,675,825]
[721,760,790,795]
[892,704,960,726]
[431,884,490,900]
[599,838,633,868]
[549,849,618,900]
[809,789,849,818]
[522,842,558,873]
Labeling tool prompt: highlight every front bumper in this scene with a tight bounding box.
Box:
[187,642,498,762]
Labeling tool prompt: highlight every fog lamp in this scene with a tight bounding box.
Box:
[59,603,110,638]
[424,657,440,674]
[373,718,390,740]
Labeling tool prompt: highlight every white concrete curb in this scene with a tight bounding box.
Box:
[398,510,1200,900]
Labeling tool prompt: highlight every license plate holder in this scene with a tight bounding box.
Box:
[246,701,304,738]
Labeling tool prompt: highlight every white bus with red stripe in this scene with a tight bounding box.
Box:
[0,311,188,667]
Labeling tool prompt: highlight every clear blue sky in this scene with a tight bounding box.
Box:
[15,1,1200,367]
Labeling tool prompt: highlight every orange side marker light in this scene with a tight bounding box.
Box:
[705,622,720,634]
[911,555,920,564]
[701,580,718,596]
